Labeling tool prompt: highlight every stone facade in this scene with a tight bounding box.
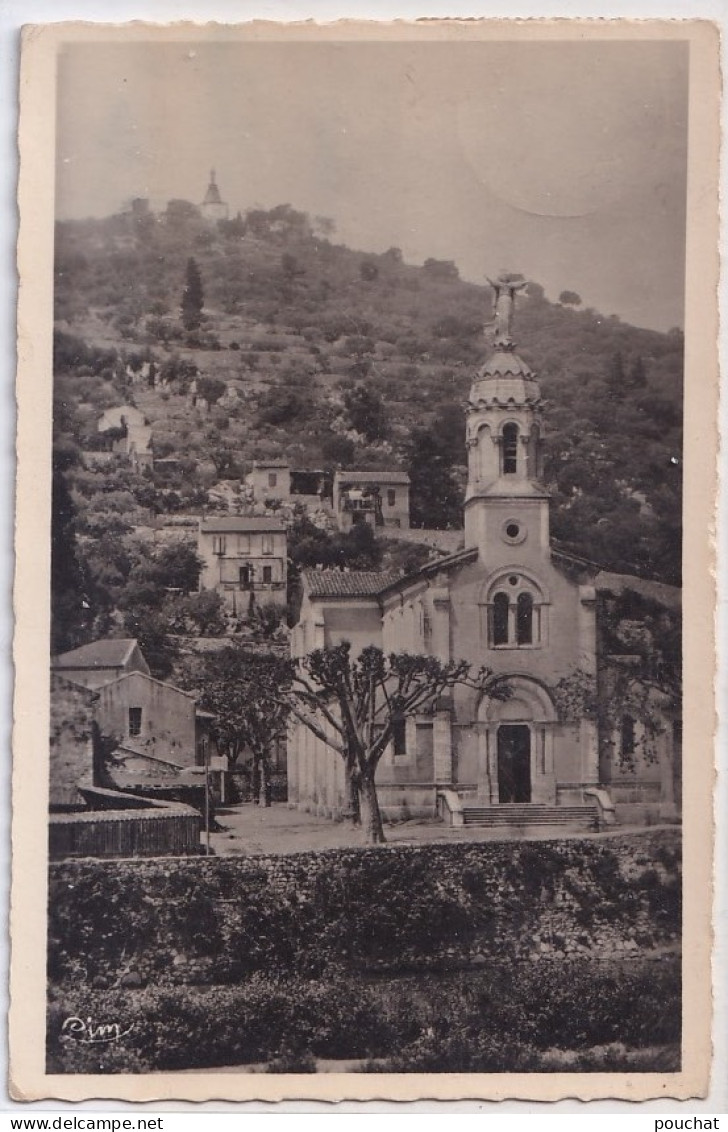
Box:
[49,674,99,807]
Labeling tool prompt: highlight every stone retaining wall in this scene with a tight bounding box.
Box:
[48,829,680,988]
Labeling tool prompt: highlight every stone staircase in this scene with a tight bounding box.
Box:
[461,802,599,831]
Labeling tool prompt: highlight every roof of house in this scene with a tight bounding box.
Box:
[52,638,140,671]
[199,517,286,533]
[251,461,290,470]
[50,671,99,701]
[113,741,185,770]
[378,546,479,599]
[95,670,197,700]
[303,569,402,599]
[334,470,410,485]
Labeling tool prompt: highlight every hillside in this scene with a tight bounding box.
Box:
[53,201,683,598]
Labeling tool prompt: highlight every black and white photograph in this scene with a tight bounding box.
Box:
[11,18,718,1102]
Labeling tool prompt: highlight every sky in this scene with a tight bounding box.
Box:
[55,36,688,331]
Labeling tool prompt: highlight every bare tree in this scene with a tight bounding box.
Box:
[288,643,509,843]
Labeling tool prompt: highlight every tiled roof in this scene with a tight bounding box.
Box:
[334,470,410,485]
[303,569,401,598]
[378,546,479,597]
[53,639,138,670]
[199,517,286,533]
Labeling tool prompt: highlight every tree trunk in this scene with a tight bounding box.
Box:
[359,768,386,844]
[345,764,361,826]
[252,758,261,805]
[261,755,272,807]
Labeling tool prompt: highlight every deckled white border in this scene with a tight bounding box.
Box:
[4,3,727,1115]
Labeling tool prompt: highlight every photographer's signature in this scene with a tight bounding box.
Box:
[61,1016,134,1044]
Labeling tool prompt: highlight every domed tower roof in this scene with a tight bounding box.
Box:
[469,275,541,408]
[477,347,535,381]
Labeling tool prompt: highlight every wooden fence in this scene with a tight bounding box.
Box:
[49,798,201,860]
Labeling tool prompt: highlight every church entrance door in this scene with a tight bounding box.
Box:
[497,724,531,803]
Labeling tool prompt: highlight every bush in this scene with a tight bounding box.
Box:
[47,975,396,1073]
[46,959,680,1074]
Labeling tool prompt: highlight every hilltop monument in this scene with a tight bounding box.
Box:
[200,169,229,223]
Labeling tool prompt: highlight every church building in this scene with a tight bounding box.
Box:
[287,277,680,829]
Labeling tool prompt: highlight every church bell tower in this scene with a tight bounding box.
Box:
[463,275,550,556]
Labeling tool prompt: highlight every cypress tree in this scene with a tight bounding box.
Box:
[181,257,204,331]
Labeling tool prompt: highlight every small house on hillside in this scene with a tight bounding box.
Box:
[52,638,150,690]
[198,516,288,611]
[333,470,410,532]
[246,461,291,502]
[97,404,153,471]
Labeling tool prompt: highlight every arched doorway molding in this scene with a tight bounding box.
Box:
[476,675,558,804]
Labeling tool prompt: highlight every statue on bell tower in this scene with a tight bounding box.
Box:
[486,274,528,346]
[464,270,548,550]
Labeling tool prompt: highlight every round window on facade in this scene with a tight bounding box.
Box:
[502,519,527,545]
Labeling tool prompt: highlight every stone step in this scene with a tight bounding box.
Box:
[462,804,598,828]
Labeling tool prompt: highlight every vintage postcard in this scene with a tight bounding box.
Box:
[11,19,719,1103]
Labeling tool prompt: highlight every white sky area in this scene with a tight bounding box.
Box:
[56,38,688,332]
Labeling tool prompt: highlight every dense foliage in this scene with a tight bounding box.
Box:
[47,959,680,1073]
[179,646,292,803]
[53,200,682,599]
[47,831,680,1073]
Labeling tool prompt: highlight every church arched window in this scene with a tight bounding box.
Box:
[486,574,545,649]
[502,423,519,475]
[492,592,509,646]
[516,592,534,645]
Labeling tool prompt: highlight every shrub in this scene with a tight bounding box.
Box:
[46,959,680,1074]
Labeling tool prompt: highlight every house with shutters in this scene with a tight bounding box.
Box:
[197,516,288,612]
[333,470,410,532]
[287,276,681,829]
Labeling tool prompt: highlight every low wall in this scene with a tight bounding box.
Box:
[48,829,680,987]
